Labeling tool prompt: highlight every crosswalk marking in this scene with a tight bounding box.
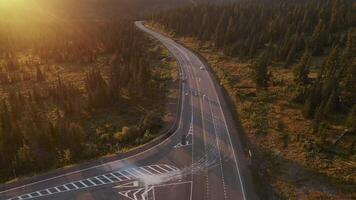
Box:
[86,179,96,186]
[153,165,170,173]
[146,166,162,174]
[79,181,88,188]
[139,167,154,175]
[116,171,131,180]
[94,177,105,184]
[6,164,179,200]
[124,170,138,178]
[110,173,123,181]
[131,168,146,176]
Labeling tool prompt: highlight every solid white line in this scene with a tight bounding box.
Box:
[194,49,248,200]
[209,100,228,200]
[156,181,192,188]
[189,73,195,200]
[152,186,156,200]
[175,41,209,200]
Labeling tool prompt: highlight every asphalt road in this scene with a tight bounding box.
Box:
[0,21,257,200]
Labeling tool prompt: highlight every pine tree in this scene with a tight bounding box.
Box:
[294,47,311,85]
[322,48,340,81]
[214,11,227,49]
[311,19,326,55]
[303,82,322,118]
[253,51,270,90]
[224,16,236,47]
[284,33,298,67]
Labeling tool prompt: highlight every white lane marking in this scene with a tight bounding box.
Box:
[153,181,192,191]
[189,76,194,200]
[193,45,248,200]
[141,186,153,200]
[162,29,246,198]
[131,168,146,176]
[94,177,105,184]
[139,22,248,199]
[102,175,114,183]
[175,41,210,199]
[109,173,123,181]
[113,181,139,188]
[209,100,228,200]
[62,185,70,191]
[174,142,192,149]
[146,166,162,174]
[116,171,131,180]
[165,164,179,171]
[117,186,154,200]
[169,37,195,200]
[6,164,179,200]
[152,186,156,200]
[152,165,169,174]
[69,183,79,189]
[139,167,154,175]
[79,181,88,188]
[86,178,97,186]
[124,170,139,178]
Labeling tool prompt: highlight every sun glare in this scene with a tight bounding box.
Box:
[0,0,52,22]
[0,0,25,8]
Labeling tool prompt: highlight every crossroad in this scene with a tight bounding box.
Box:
[6,165,179,200]
[0,21,257,200]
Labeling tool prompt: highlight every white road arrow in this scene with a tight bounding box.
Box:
[117,186,154,200]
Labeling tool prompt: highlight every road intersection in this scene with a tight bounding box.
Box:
[0,21,257,200]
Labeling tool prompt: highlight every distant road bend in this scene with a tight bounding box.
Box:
[0,21,257,200]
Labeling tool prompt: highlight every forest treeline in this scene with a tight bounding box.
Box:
[0,20,164,181]
[151,0,355,137]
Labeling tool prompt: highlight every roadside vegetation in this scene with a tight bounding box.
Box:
[0,19,177,182]
[148,0,355,199]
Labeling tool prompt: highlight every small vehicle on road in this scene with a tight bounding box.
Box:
[200,66,205,70]
[181,134,187,145]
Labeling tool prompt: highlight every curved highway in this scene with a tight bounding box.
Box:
[0,21,257,200]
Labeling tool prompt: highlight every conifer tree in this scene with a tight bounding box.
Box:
[253,51,270,90]
[311,19,326,55]
[294,47,311,85]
